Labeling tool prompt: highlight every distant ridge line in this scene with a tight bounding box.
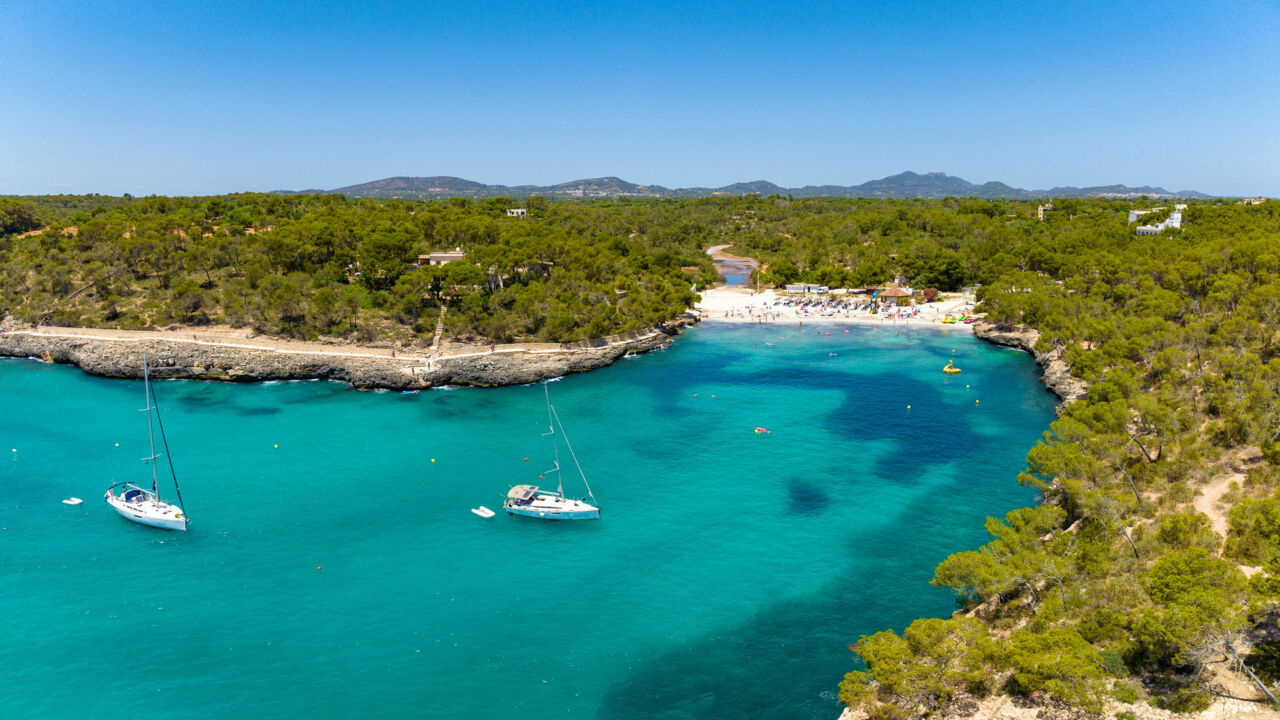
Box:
[271,171,1213,200]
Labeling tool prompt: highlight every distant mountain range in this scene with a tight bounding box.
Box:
[273,171,1211,200]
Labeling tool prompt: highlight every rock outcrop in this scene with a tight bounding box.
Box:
[0,325,676,389]
[971,320,1088,410]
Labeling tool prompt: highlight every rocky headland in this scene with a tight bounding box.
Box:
[0,321,683,389]
[971,320,1088,409]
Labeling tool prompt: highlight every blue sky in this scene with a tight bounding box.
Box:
[2,0,1277,196]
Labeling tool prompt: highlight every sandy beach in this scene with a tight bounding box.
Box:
[694,286,978,332]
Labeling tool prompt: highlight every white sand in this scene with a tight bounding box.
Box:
[693,287,977,332]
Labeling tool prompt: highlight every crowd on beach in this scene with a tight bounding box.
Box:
[697,288,975,329]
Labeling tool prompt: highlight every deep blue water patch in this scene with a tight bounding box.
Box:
[787,480,829,514]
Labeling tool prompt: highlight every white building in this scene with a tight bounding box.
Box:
[1136,211,1182,236]
[507,208,527,218]
[784,283,829,294]
[420,248,466,266]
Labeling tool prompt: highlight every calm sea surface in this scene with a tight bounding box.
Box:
[0,324,1056,719]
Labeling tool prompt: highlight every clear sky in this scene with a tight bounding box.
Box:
[2,0,1277,196]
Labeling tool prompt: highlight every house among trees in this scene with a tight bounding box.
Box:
[1129,204,1186,236]
[419,248,467,266]
[506,208,527,218]
[1037,203,1053,221]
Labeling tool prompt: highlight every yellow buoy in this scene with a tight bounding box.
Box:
[274,444,278,449]
[431,458,436,463]
[975,400,980,405]
[907,405,911,410]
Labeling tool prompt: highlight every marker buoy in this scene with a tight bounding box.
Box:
[316,566,322,571]
[907,405,911,410]
[975,400,980,405]
[523,457,529,461]
[274,444,278,449]
[431,458,436,463]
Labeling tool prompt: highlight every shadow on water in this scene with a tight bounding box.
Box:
[646,350,991,479]
[787,480,829,514]
[591,328,1050,719]
[596,505,967,720]
[173,388,281,417]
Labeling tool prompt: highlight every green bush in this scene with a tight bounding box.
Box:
[1111,681,1139,703]
[1225,498,1280,564]
[1155,512,1221,552]
[1003,628,1107,712]
[1154,686,1211,713]
[1099,647,1129,676]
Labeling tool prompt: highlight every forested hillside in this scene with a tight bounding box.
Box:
[0,193,1121,344]
[0,194,714,343]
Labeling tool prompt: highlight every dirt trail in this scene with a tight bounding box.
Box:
[1196,471,1240,539]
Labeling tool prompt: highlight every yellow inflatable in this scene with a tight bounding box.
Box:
[943,360,962,375]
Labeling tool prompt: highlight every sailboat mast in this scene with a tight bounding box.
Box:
[143,353,160,496]
[550,401,595,505]
[545,383,563,495]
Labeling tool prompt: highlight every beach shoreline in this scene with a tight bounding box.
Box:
[694,286,977,333]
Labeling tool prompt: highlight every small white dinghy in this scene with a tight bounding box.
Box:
[471,506,496,519]
[62,497,83,505]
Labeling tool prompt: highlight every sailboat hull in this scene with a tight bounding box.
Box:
[104,489,188,531]
[504,493,599,520]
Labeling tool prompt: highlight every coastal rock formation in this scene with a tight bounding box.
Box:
[971,321,1088,409]
[0,323,677,390]
[838,692,1273,720]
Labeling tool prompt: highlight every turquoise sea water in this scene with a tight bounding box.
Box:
[0,324,1056,719]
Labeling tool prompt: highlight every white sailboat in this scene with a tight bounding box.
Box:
[504,384,600,520]
[104,353,189,531]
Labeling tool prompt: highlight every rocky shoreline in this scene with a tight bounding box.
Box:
[0,322,681,389]
[971,320,1088,409]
